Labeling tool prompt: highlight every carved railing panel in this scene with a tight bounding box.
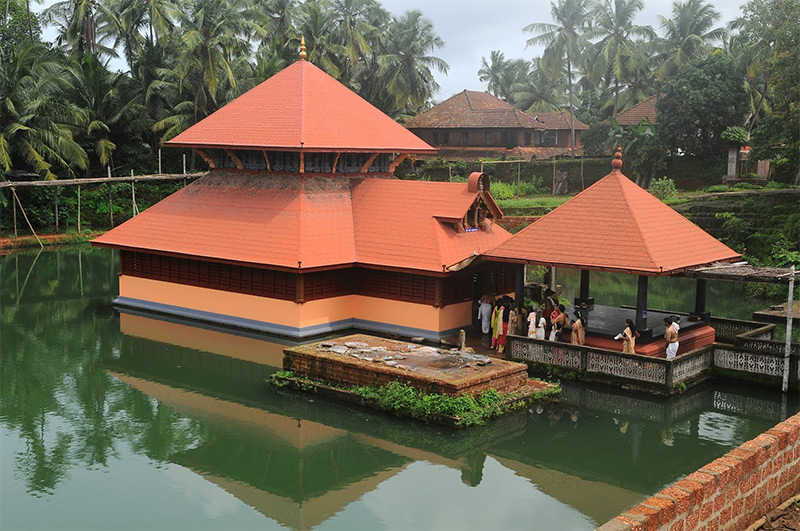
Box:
[586,350,666,384]
[672,350,713,384]
[711,317,773,343]
[508,338,581,369]
[713,346,785,377]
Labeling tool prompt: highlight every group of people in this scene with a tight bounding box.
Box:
[618,316,680,358]
[477,293,587,352]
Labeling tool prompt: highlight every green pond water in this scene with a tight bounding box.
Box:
[1,246,798,530]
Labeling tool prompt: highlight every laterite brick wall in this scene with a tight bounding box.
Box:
[283,351,528,396]
[599,413,800,531]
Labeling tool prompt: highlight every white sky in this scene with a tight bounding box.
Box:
[379,0,747,102]
[35,0,746,103]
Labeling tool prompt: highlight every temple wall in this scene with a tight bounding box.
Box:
[118,276,472,339]
[598,413,800,531]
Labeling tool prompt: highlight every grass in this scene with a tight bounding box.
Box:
[268,372,556,427]
[497,196,570,210]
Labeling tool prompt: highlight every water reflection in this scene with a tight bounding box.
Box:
[1,246,797,530]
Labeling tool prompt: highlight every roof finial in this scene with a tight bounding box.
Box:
[612,146,623,171]
[299,36,307,60]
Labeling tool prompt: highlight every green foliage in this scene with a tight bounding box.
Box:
[651,177,677,201]
[350,381,525,427]
[703,184,731,193]
[721,126,749,146]
[715,212,753,253]
[490,181,516,200]
[658,54,749,159]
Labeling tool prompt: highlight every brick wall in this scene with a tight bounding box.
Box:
[283,351,528,396]
[599,413,800,531]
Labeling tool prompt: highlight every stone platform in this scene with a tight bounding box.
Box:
[283,334,529,396]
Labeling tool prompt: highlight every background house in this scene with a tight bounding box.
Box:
[406,90,588,161]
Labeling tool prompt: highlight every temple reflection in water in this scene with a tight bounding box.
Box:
[105,311,796,527]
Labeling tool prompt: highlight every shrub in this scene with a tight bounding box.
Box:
[651,177,677,201]
[490,181,516,200]
[703,184,730,193]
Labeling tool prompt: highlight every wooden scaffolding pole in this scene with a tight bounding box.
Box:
[11,187,43,248]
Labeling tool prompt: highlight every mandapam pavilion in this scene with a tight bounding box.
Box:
[93,47,515,340]
[485,149,742,357]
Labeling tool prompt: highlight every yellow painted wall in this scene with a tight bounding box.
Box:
[119,276,473,334]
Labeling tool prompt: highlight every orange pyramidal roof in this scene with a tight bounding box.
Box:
[166,59,436,154]
[486,155,740,275]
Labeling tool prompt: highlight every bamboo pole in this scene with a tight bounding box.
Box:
[581,155,585,190]
[552,157,557,195]
[55,186,59,233]
[782,266,795,393]
[158,148,162,174]
[12,187,17,238]
[77,185,81,234]
[516,161,521,199]
[0,173,203,188]
[11,188,43,248]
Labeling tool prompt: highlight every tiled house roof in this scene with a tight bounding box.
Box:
[166,60,435,154]
[531,111,589,130]
[406,91,545,130]
[612,94,662,126]
[485,158,740,275]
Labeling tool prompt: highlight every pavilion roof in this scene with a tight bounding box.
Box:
[166,59,435,154]
[92,172,510,273]
[485,154,741,275]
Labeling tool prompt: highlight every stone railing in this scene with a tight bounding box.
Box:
[710,316,774,344]
[507,330,799,394]
[507,336,713,394]
[713,343,800,381]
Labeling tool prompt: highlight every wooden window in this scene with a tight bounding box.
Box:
[442,132,449,145]
[462,132,469,146]
[536,130,558,146]
[485,131,492,145]
[524,131,532,145]
[433,132,439,144]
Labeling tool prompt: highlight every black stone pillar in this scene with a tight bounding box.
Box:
[636,275,649,331]
[515,264,525,304]
[575,269,594,308]
[692,278,710,321]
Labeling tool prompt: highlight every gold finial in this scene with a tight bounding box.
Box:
[299,36,307,60]
[612,146,623,170]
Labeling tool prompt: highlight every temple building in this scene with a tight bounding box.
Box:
[92,49,514,340]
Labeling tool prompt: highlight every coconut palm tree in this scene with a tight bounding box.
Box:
[43,0,117,58]
[587,0,655,117]
[524,0,591,157]
[378,10,448,118]
[0,43,88,179]
[172,0,255,123]
[655,0,726,79]
[478,50,509,98]
[511,57,567,112]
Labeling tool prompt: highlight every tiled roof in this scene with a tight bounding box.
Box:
[406,91,545,130]
[531,111,589,130]
[166,60,435,154]
[93,172,511,273]
[612,94,662,126]
[485,163,740,274]
[418,146,581,162]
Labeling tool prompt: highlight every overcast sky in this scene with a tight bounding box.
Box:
[379,0,747,102]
